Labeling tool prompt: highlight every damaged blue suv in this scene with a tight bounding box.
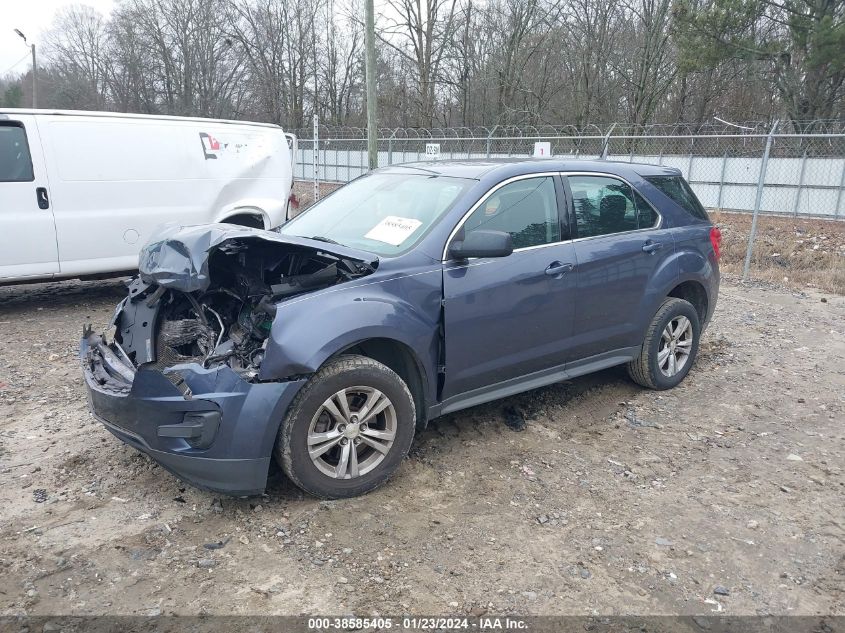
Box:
[81,159,720,498]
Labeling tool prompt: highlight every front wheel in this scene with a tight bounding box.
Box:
[627,297,701,390]
[275,355,416,498]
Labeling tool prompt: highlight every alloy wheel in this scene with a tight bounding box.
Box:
[657,315,693,377]
[306,386,397,479]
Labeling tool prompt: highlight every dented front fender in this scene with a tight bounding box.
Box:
[259,265,443,402]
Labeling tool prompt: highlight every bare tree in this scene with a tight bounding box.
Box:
[378,0,460,126]
[614,0,676,126]
[564,0,624,125]
[481,0,564,124]
[43,6,109,109]
[226,0,322,127]
[105,5,159,113]
[318,0,363,124]
[27,0,841,129]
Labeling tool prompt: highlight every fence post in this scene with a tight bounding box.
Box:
[743,120,779,280]
[388,128,398,166]
[836,160,845,219]
[312,114,319,203]
[717,151,727,210]
[601,123,616,159]
[793,150,807,217]
[486,125,498,159]
[687,138,695,180]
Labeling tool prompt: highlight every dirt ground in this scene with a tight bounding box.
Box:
[713,211,845,296]
[0,274,843,618]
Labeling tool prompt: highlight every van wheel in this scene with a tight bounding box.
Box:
[275,355,415,499]
[628,298,701,390]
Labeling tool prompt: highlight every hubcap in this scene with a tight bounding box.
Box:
[657,316,693,377]
[306,386,397,479]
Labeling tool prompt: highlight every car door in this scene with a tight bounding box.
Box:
[441,174,577,401]
[564,173,674,361]
[0,116,59,280]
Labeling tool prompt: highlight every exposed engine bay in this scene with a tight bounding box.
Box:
[143,240,373,379]
[99,226,378,388]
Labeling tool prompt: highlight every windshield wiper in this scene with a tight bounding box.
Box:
[310,235,343,245]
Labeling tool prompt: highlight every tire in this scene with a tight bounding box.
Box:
[627,297,701,390]
[275,354,416,498]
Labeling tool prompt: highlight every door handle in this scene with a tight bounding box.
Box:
[36,187,50,210]
[642,240,662,253]
[545,262,574,276]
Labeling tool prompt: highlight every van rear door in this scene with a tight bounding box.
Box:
[0,115,59,280]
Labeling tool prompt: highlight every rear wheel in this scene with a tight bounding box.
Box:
[627,297,700,390]
[275,355,415,498]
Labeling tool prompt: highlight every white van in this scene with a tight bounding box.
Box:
[0,109,296,284]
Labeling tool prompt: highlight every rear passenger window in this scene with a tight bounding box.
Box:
[567,175,658,238]
[0,123,34,182]
[634,191,660,228]
[645,175,709,221]
[464,176,560,249]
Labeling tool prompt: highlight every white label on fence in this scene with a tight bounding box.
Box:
[365,216,423,246]
[533,142,552,158]
[425,143,441,159]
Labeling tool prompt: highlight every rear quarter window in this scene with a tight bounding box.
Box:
[645,175,709,221]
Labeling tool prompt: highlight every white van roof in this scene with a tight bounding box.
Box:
[0,108,283,130]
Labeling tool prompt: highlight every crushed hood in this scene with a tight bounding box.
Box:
[138,223,379,293]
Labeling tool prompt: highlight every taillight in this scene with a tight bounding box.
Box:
[710,226,722,259]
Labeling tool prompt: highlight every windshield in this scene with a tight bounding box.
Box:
[279,172,472,256]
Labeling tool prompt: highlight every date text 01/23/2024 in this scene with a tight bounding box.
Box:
[307,617,529,630]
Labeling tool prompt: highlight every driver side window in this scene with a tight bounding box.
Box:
[463,177,560,249]
[0,123,34,182]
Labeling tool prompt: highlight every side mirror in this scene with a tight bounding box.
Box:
[449,230,513,259]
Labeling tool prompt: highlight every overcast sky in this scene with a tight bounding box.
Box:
[1,0,115,77]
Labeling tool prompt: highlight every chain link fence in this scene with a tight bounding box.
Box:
[291,121,845,287]
[293,121,845,220]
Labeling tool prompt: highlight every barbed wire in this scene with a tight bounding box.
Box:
[293,121,845,219]
[291,120,845,140]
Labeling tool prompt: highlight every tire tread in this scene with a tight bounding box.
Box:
[275,354,415,499]
[627,297,695,390]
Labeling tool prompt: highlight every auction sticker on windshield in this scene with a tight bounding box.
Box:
[364,216,423,246]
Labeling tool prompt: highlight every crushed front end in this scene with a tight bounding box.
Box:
[80,224,377,495]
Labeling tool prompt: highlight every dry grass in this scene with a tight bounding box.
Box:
[712,211,845,295]
[292,180,342,213]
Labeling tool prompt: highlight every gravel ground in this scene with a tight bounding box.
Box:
[0,275,842,617]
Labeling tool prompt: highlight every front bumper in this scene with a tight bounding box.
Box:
[81,331,306,496]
